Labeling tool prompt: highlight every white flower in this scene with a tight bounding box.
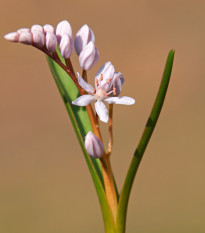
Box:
[72,62,135,123]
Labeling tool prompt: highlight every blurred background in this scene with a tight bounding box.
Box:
[1,0,205,232]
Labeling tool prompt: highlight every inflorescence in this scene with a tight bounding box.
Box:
[4,19,135,159]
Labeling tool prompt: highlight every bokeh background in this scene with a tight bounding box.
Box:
[1,0,205,232]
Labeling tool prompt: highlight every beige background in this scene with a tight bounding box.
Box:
[1,0,205,232]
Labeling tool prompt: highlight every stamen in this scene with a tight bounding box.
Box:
[100,73,103,81]
[106,78,113,84]
[96,79,99,87]
[113,87,116,95]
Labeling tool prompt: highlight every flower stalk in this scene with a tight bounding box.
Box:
[108,104,114,156]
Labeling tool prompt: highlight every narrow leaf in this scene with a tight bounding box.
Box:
[46,53,116,231]
[116,50,175,233]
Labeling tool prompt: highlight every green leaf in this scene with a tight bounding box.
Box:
[116,50,175,233]
[46,53,115,232]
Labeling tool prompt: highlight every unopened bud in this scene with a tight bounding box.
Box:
[19,31,33,45]
[79,41,99,70]
[85,132,104,158]
[4,32,19,42]
[74,24,95,56]
[59,34,73,59]
[43,24,55,34]
[17,28,31,33]
[56,20,72,43]
[110,72,125,96]
[46,32,57,53]
[32,30,45,48]
[31,24,43,33]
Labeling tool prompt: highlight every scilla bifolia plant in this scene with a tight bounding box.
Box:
[4,20,175,233]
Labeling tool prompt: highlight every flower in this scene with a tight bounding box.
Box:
[85,132,104,158]
[72,62,135,123]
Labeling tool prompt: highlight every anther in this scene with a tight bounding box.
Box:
[96,79,99,87]
[106,78,112,84]
[100,74,103,81]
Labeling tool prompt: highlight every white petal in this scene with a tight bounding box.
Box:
[74,24,95,55]
[104,96,135,105]
[43,24,55,34]
[32,30,45,48]
[72,95,95,106]
[85,132,104,158]
[95,101,108,123]
[56,20,72,43]
[17,28,31,33]
[79,41,99,70]
[95,61,115,88]
[77,73,94,93]
[46,32,57,53]
[59,34,73,58]
[31,24,43,33]
[4,32,19,42]
[19,32,32,45]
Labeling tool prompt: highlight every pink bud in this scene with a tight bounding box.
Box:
[79,41,99,70]
[46,32,57,53]
[43,24,55,34]
[31,24,43,33]
[4,32,19,42]
[74,24,95,56]
[17,28,31,33]
[56,20,72,43]
[19,31,33,45]
[32,30,45,48]
[85,132,104,158]
[59,34,73,59]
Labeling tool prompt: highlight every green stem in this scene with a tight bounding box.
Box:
[116,50,175,233]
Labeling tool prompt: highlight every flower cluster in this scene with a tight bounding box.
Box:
[4,20,99,70]
[4,19,135,159]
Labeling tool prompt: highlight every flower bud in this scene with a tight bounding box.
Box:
[46,32,57,53]
[32,30,45,48]
[17,28,31,33]
[43,24,55,34]
[19,31,33,45]
[85,132,104,158]
[59,34,73,59]
[74,24,95,55]
[31,24,43,33]
[4,32,19,42]
[56,20,72,43]
[79,41,99,70]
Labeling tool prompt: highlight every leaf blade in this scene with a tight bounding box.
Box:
[46,55,116,232]
[116,49,175,233]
